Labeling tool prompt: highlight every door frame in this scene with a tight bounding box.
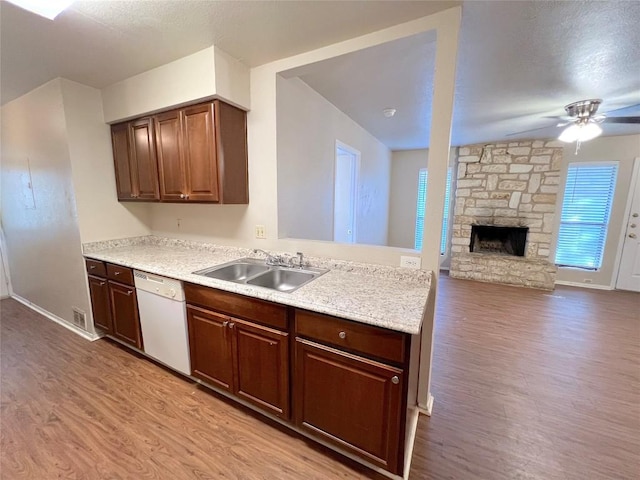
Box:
[333,140,361,244]
[612,157,640,289]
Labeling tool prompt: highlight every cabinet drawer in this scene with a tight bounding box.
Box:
[184,283,288,330]
[106,263,134,286]
[295,310,407,364]
[85,259,106,277]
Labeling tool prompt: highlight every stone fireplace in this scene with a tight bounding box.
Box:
[449,140,561,290]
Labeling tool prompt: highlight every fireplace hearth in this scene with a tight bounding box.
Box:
[470,225,528,257]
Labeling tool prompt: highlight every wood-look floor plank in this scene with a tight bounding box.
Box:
[2,275,639,479]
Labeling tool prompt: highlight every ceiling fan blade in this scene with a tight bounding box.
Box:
[602,103,640,116]
[602,116,640,124]
[506,124,561,136]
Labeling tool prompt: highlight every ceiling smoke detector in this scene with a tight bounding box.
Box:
[383,108,397,118]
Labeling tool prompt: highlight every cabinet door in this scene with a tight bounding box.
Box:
[186,306,233,392]
[111,123,134,201]
[129,118,159,200]
[294,338,404,475]
[109,281,143,350]
[231,318,290,419]
[88,275,112,333]
[155,110,187,201]
[182,103,219,202]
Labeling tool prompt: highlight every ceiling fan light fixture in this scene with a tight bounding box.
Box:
[6,0,74,20]
[558,122,602,143]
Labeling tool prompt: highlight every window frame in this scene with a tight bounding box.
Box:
[414,167,453,254]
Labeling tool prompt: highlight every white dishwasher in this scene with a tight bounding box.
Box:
[134,270,191,376]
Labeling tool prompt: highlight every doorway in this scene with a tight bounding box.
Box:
[615,158,640,291]
[333,141,360,243]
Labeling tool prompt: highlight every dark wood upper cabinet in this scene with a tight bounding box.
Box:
[182,103,219,202]
[88,275,112,334]
[214,100,248,204]
[111,123,134,201]
[129,118,160,200]
[294,338,405,475]
[155,110,186,201]
[111,100,247,204]
[110,118,160,201]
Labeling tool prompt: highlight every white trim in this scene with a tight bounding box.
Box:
[554,280,613,290]
[417,393,434,416]
[612,157,640,289]
[10,294,102,341]
[402,407,421,480]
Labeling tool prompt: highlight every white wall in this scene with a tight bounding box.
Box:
[102,46,250,123]
[388,149,428,248]
[277,76,391,245]
[61,79,151,243]
[148,11,458,270]
[553,134,640,288]
[0,79,93,327]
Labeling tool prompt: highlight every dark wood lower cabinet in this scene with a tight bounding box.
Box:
[294,338,405,475]
[187,306,234,392]
[186,305,290,419]
[87,275,112,333]
[108,281,143,350]
[232,318,289,418]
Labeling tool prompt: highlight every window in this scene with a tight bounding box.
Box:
[555,162,618,270]
[415,168,453,253]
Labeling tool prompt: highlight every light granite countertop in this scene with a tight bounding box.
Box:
[83,237,431,335]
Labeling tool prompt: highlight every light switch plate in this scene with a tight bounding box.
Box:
[400,256,421,269]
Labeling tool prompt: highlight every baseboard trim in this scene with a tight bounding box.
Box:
[10,294,101,342]
[417,393,434,417]
[555,280,613,291]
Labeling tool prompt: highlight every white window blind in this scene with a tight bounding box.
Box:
[555,162,618,270]
[415,168,453,253]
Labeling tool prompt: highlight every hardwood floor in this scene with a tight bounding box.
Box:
[1,277,639,479]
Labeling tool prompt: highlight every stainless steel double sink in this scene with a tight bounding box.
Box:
[193,258,327,293]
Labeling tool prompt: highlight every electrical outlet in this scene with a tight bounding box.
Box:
[400,256,421,269]
[255,225,266,239]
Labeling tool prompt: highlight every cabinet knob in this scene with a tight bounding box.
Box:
[126,290,133,296]
[114,271,120,275]
[89,265,96,269]
[631,224,637,228]
[185,194,189,199]
[630,233,637,239]
[391,376,399,385]
[229,322,235,329]
[633,213,639,218]
[180,194,185,199]
[99,281,106,286]
[338,331,346,339]
[223,321,229,327]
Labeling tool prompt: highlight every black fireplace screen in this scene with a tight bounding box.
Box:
[470,225,528,256]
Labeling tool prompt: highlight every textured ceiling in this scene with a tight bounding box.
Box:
[1,0,639,147]
[0,0,457,104]
[452,0,640,146]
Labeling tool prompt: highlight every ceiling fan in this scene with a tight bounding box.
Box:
[508,99,640,150]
